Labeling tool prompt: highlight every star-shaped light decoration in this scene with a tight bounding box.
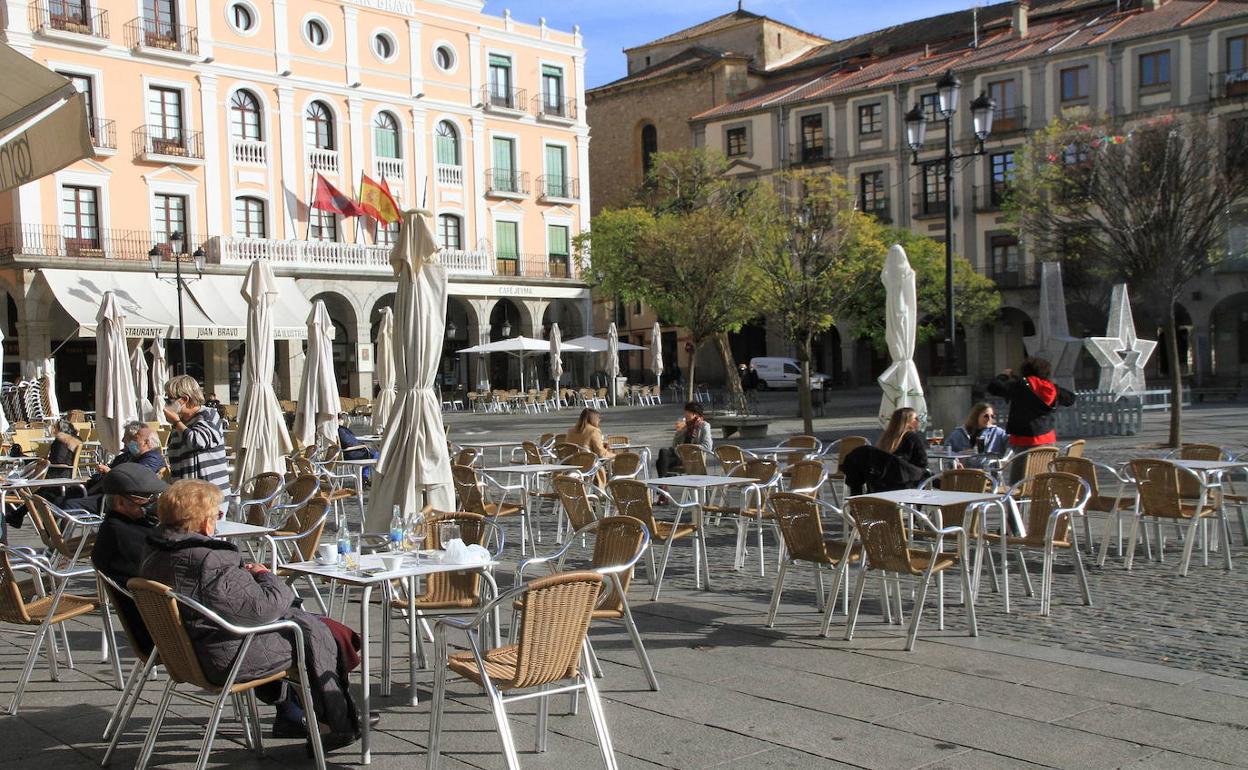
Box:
[1023,261,1084,390]
[1084,284,1157,398]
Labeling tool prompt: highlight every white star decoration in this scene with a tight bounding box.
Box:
[1023,262,1084,390]
[1084,284,1157,398]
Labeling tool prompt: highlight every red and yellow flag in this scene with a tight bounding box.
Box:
[358,172,400,224]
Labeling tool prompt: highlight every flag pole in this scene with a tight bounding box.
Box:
[305,171,318,241]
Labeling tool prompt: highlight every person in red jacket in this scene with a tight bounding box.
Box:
[986,357,1076,478]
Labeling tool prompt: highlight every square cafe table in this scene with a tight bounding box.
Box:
[643,474,753,590]
[282,552,499,765]
[458,439,525,464]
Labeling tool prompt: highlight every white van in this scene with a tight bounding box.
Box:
[749,357,830,390]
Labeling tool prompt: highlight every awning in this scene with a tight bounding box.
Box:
[38,269,314,339]
[0,42,94,192]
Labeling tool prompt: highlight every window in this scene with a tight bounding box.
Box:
[641,124,657,174]
[60,72,96,140]
[1062,142,1089,166]
[376,220,400,246]
[799,114,824,161]
[229,90,262,141]
[50,0,87,29]
[304,17,327,47]
[1060,65,1089,103]
[372,32,395,61]
[548,224,570,277]
[373,111,399,158]
[233,196,266,238]
[435,121,459,165]
[434,45,455,71]
[490,137,516,192]
[859,171,885,214]
[61,185,99,251]
[153,193,187,246]
[544,145,568,197]
[488,54,513,108]
[858,103,881,135]
[542,65,565,115]
[988,79,1019,127]
[990,234,1020,278]
[919,92,940,122]
[1228,34,1248,74]
[1139,50,1170,88]
[229,3,254,32]
[921,161,946,214]
[309,209,337,241]
[144,0,177,33]
[494,220,519,275]
[305,100,334,150]
[989,151,1016,207]
[726,126,748,157]
[438,213,462,250]
[147,86,183,152]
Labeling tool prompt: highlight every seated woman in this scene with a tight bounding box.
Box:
[944,402,1008,468]
[336,413,378,480]
[565,408,614,485]
[842,407,928,495]
[141,480,364,749]
[656,402,713,477]
[46,418,82,478]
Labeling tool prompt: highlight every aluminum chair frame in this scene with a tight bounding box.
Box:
[1125,459,1233,576]
[607,479,704,601]
[763,494,859,633]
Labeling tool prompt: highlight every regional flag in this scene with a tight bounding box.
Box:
[311,172,365,217]
[359,172,401,224]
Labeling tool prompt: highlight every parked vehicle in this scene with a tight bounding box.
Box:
[749,357,830,390]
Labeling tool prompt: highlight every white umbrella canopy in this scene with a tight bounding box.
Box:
[95,291,138,457]
[130,340,151,420]
[607,322,620,406]
[40,357,60,418]
[367,209,455,530]
[457,336,585,392]
[372,306,397,433]
[549,322,564,392]
[293,300,340,449]
[562,335,646,353]
[651,321,664,393]
[877,244,927,425]
[149,333,170,425]
[233,260,293,485]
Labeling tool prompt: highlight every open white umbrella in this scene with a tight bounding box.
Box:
[457,336,586,391]
[877,244,927,425]
[233,260,293,485]
[562,335,647,353]
[130,341,150,420]
[367,209,455,531]
[149,333,170,424]
[0,327,9,435]
[372,306,397,432]
[95,291,138,457]
[40,357,60,418]
[549,322,564,405]
[607,322,620,407]
[293,300,339,449]
[651,321,664,396]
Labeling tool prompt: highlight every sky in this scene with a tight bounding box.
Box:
[482,0,978,88]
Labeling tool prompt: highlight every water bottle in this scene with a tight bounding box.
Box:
[336,510,351,559]
[389,505,404,552]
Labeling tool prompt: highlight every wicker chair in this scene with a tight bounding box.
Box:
[787,460,829,496]
[98,572,160,766]
[511,516,658,691]
[726,459,783,575]
[452,464,530,553]
[454,446,481,467]
[272,493,332,612]
[823,436,868,505]
[983,472,1092,615]
[842,498,977,650]
[20,491,97,570]
[1060,439,1086,458]
[1001,446,1060,494]
[1125,459,1231,575]
[607,478,703,600]
[426,571,614,769]
[764,493,860,633]
[785,435,822,453]
[605,435,630,450]
[238,472,284,527]
[1046,457,1130,563]
[674,443,711,475]
[127,578,326,770]
[551,442,581,462]
[553,475,601,532]
[608,451,643,480]
[714,445,748,477]
[1173,445,1246,546]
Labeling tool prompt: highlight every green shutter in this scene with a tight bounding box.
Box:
[374,127,397,159]
[547,224,568,256]
[542,64,561,78]
[544,145,565,196]
[436,133,457,165]
[492,138,513,171]
[489,54,511,68]
[495,221,518,258]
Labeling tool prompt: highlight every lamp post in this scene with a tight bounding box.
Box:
[904,70,995,375]
[148,230,204,375]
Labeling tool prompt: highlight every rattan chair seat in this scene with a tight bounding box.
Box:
[447,644,582,691]
[900,550,959,574]
[391,594,478,610]
[984,532,1074,549]
[5,593,96,625]
[327,489,355,502]
[652,520,697,541]
[484,502,522,517]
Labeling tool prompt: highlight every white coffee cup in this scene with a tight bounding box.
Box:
[380,553,405,572]
[316,543,338,565]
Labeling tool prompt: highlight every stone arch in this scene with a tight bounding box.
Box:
[540,299,583,338]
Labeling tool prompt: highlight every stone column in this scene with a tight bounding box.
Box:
[200,342,231,404]
[276,340,304,401]
[465,299,492,390]
[17,320,51,378]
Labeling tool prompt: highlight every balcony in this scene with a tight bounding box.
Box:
[482,85,527,116]
[787,141,831,166]
[231,138,267,166]
[984,262,1039,289]
[533,94,577,123]
[973,184,1010,213]
[307,147,339,175]
[375,156,403,182]
[992,105,1027,134]
[124,16,199,61]
[132,125,204,163]
[492,254,578,279]
[0,224,208,262]
[913,191,950,220]
[537,175,579,203]
[859,196,891,224]
[1212,69,1248,100]
[485,168,529,199]
[435,164,463,187]
[28,1,109,44]
[88,118,116,151]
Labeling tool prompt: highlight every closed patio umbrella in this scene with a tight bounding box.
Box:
[607,322,620,407]
[95,291,138,457]
[233,260,293,485]
[877,244,927,425]
[149,332,169,425]
[549,322,564,404]
[293,300,339,449]
[367,209,455,531]
[651,321,664,396]
[372,306,396,433]
[40,357,60,418]
[130,340,150,420]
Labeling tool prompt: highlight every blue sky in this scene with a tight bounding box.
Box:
[482,1,977,88]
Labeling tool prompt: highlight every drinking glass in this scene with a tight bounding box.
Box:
[343,533,360,570]
[405,519,427,555]
[438,521,461,547]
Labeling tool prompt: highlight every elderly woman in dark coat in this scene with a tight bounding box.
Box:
[140,480,361,749]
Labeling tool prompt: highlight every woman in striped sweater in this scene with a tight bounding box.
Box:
[162,375,230,494]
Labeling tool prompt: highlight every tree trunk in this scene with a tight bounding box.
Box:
[797,332,814,436]
[714,331,745,413]
[685,338,699,404]
[1165,301,1183,448]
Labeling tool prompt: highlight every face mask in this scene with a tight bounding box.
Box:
[141,498,160,521]
[126,440,142,456]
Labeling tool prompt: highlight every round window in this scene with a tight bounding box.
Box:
[434,45,455,71]
[305,18,327,47]
[372,32,395,61]
[230,3,254,32]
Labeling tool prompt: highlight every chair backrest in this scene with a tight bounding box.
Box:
[769,492,831,564]
[835,436,869,467]
[20,492,74,559]
[280,494,331,561]
[1130,459,1190,520]
[610,452,642,479]
[17,457,50,480]
[607,479,658,535]
[454,447,480,467]
[419,512,489,606]
[589,516,647,615]
[675,444,707,475]
[522,441,543,464]
[0,549,35,624]
[451,464,485,514]
[846,497,920,575]
[508,571,604,690]
[127,577,215,690]
[1017,471,1085,544]
[566,451,598,474]
[553,475,598,531]
[935,468,994,536]
[715,445,746,476]
[551,442,581,462]
[788,460,827,493]
[538,433,555,448]
[786,435,819,450]
[1180,443,1225,461]
[605,435,630,449]
[1061,439,1086,458]
[1011,447,1060,496]
[242,472,284,527]
[740,458,779,485]
[1050,457,1100,498]
[97,572,154,660]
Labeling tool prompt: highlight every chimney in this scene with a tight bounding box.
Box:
[1012,1,1030,38]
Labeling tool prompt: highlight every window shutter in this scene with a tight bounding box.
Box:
[489,54,511,68]
[541,65,561,78]
[547,225,568,256]
[495,221,518,257]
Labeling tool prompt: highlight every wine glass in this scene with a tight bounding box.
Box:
[405,518,426,556]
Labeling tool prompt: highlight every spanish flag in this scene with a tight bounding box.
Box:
[358,172,400,224]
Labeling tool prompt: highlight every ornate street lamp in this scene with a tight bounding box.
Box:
[148,230,204,374]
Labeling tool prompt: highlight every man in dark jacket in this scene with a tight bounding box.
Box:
[986,357,1077,450]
